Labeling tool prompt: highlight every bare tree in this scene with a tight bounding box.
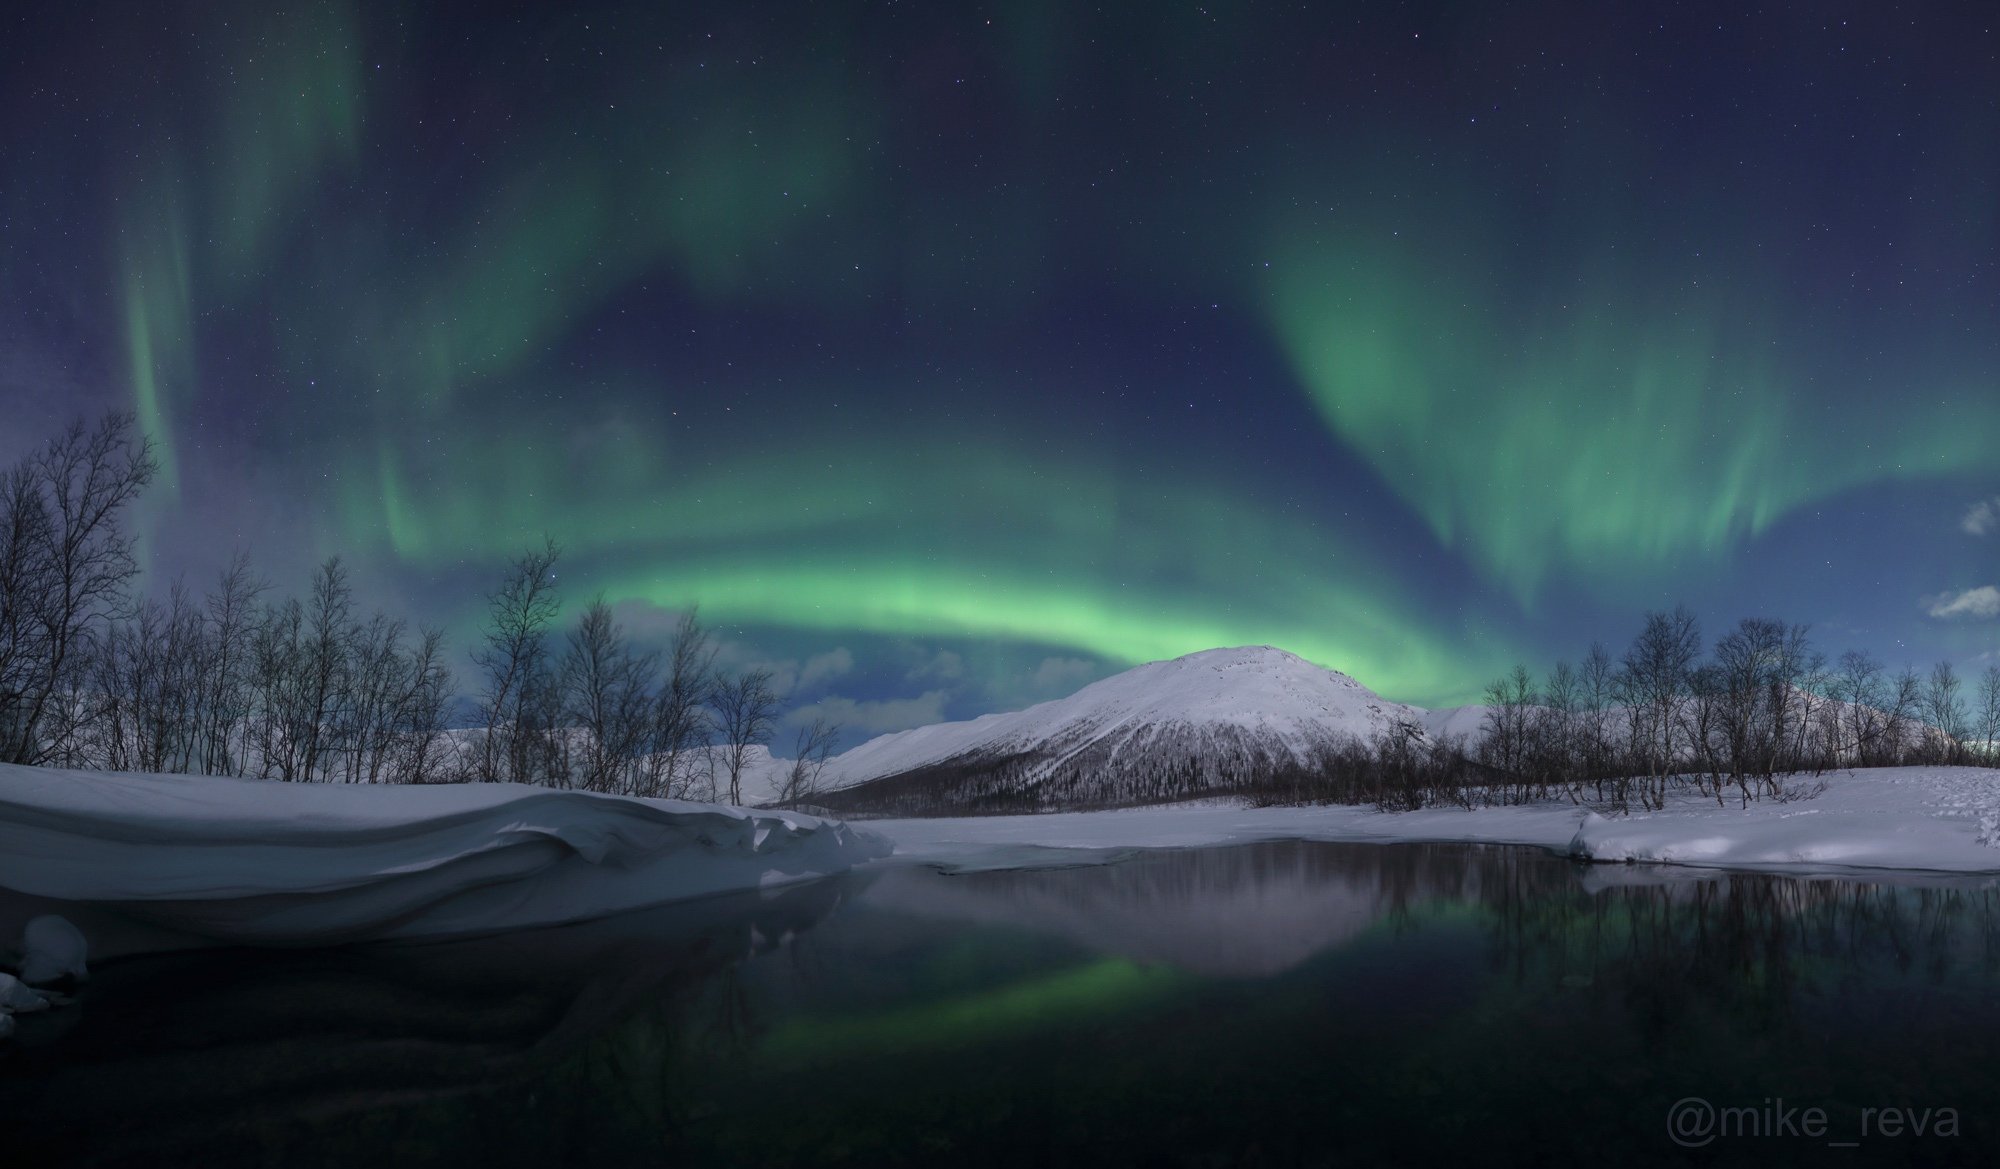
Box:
[474,538,562,784]
[1620,606,1702,809]
[1813,691,1847,772]
[0,463,50,756]
[339,611,408,783]
[1766,622,1817,787]
[248,596,306,779]
[1542,659,1580,800]
[296,558,354,781]
[126,580,203,773]
[1711,619,1771,796]
[1579,641,1620,801]
[712,667,778,805]
[1924,660,1968,762]
[1479,665,1536,787]
[1709,618,1813,798]
[396,627,456,783]
[558,596,655,792]
[779,716,840,805]
[197,553,265,774]
[1835,650,1886,765]
[1885,666,1924,765]
[1787,642,1832,777]
[0,412,157,765]
[1678,661,1725,801]
[636,608,717,798]
[1978,665,2000,764]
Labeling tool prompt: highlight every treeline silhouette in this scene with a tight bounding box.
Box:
[0,413,837,799]
[1452,607,2000,811]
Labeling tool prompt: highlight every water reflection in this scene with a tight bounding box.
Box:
[866,840,1523,976]
[770,848,2000,1166]
[867,841,2000,989]
[9,843,2000,1167]
[1487,863,2000,1044]
[0,878,854,1168]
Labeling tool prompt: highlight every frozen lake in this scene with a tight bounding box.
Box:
[6,840,2000,1166]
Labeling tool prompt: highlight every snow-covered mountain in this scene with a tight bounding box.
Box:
[811,646,1427,814]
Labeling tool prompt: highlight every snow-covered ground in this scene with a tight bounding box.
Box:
[8,758,1999,987]
[0,763,889,950]
[872,767,2000,877]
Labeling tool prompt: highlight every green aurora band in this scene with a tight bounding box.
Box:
[758,957,1189,1064]
[82,2,2000,711]
[1265,231,2000,604]
[98,5,1532,703]
[348,421,1518,703]
[116,3,366,494]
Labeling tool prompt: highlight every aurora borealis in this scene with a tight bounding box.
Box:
[3,1,1998,735]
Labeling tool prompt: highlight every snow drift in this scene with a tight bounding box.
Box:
[0,764,890,948]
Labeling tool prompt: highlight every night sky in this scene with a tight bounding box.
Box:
[3,1,1998,740]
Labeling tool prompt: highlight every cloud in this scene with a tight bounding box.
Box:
[1925,586,2000,620]
[704,639,854,697]
[905,648,965,684]
[1963,499,2000,536]
[977,655,1102,708]
[1028,656,1099,697]
[604,598,699,644]
[787,689,952,736]
[798,647,854,688]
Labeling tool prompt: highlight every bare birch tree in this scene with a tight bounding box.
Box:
[474,538,562,783]
[712,667,778,805]
[779,716,840,805]
[0,412,156,765]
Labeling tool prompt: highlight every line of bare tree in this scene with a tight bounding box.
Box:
[1436,607,1998,812]
[74,553,459,784]
[465,537,782,799]
[0,413,835,800]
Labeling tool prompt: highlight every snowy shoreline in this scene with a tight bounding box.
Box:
[6,763,1998,969]
[870,766,2000,878]
[0,764,891,950]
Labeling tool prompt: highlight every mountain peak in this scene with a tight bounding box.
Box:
[1170,644,1302,666]
[1164,644,1357,678]
[820,645,1417,801]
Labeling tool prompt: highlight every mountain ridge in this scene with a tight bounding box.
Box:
[809,646,1433,814]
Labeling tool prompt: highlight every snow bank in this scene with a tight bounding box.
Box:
[874,768,2000,877]
[0,764,889,947]
[1567,767,2000,872]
